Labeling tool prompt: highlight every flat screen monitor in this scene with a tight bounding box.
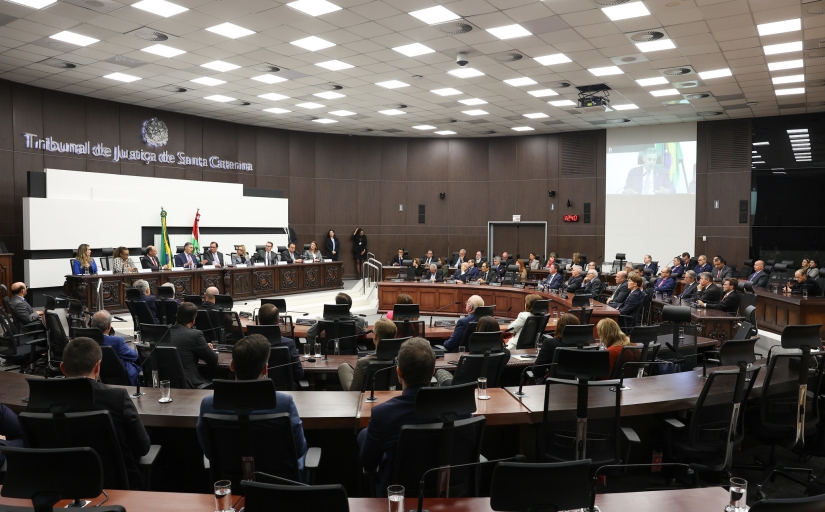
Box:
[323,304,351,319]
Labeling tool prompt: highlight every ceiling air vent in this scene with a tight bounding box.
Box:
[254,63,281,72]
[545,80,573,89]
[806,80,825,87]
[161,85,187,93]
[629,30,665,42]
[438,21,473,34]
[83,0,106,7]
[610,53,648,65]
[592,0,629,5]
[39,58,78,69]
[661,65,696,76]
[673,80,699,88]
[806,1,824,15]
[231,100,251,106]
[806,49,825,58]
[492,51,523,63]
[131,27,170,41]
[684,92,712,100]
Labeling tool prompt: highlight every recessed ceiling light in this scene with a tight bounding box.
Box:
[264,108,291,114]
[753,161,765,164]
[379,109,405,115]
[772,74,804,85]
[791,141,810,145]
[757,18,800,37]
[636,77,668,86]
[432,88,462,96]
[314,91,345,99]
[775,87,805,95]
[458,98,487,105]
[752,151,758,153]
[787,129,808,134]
[588,66,623,76]
[764,41,802,55]
[252,74,288,84]
[512,126,534,132]
[409,5,460,25]
[205,95,236,102]
[504,77,537,87]
[792,147,810,152]
[753,142,769,146]
[315,60,353,71]
[329,110,356,116]
[7,0,56,9]
[393,43,435,57]
[462,109,487,116]
[612,104,638,110]
[797,159,811,162]
[789,134,809,139]
[376,80,409,89]
[297,102,325,109]
[487,24,531,40]
[523,113,548,119]
[549,100,576,107]
[698,68,732,80]
[413,125,436,130]
[104,72,140,82]
[141,44,185,58]
[449,68,485,78]
[768,59,803,71]
[131,0,188,17]
[201,60,240,72]
[534,53,571,66]
[435,130,456,135]
[650,88,680,97]
[752,155,761,159]
[291,36,335,51]
[191,77,225,86]
[635,39,676,53]
[50,31,99,47]
[601,1,650,21]
[313,118,338,124]
[206,23,254,39]
[258,93,290,101]
[287,0,342,16]
[528,89,558,97]
[794,153,811,156]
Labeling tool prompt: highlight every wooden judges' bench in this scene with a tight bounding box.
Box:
[63,262,344,314]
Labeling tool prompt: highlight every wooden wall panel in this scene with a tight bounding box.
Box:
[516,135,547,181]
[256,128,289,177]
[448,139,487,181]
[408,139,447,182]
[202,119,238,165]
[289,132,315,178]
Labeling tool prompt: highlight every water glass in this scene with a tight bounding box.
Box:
[314,342,321,358]
[387,485,404,512]
[214,480,233,512]
[803,289,809,300]
[477,377,490,400]
[727,477,747,512]
[678,327,685,339]
[535,338,543,355]
[158,380,172,403]
[771,284,779,294]
[458,346,465,355]
[303,343,310,359]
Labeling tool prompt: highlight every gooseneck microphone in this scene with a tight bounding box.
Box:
[430,302,462,328]
[365,364,397,403]
[515,363,555,396]
[322,329,374,361]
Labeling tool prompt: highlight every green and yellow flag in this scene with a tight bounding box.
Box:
[159,208,173,269]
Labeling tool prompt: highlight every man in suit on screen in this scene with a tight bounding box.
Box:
[623,147,676,195]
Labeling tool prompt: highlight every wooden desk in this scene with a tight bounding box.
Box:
[649,296,738,343]
[63,262,344,313]
[753,287,825,339]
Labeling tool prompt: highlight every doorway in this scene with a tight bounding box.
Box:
[488,222,547,261]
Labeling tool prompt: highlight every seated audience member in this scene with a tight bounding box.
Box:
[679,271,700,301]
[174,242,203,269]
[8,282,43,325]
[491,257,503,277]
[747,260,769,287]
[133,279,159,323]
[607,271,629,308]
[534,313,580,369]
[0,404,23,469]
[436,316,505,386]
[409,258,424,277]
[112,247,137,274]
[711,256,733,281]
[422,250,435,266]
[528,253,541,270]
[506,294,542,349]
[437,257,448,268]
[165,302,218,388]
[567,252,582,271]
[338,319,397,392]
[55,338,150,489]
[696,272,722,303]
[304,241,323,262]
[642,255,657,276]
[280,243,303,264]
[454,262,471,283]
[232,245,251,266]
[92,310,141,385]
[497,254,509,276]
[624,262,635,274]
[694,255,711,274]
[801,258,809,274]
[465,259,478,280]
[261,242,278,266]
[453,249,467,268]
[71,243,98,275]
[196,334,307,468]
[669,256,684,278]
[654,268,675,294]
[586,261,597,273]
[784,269,821,296]
[565,265,584,293]
[443,295,484,353]
[516,259,528,280]
[681,252,691,268]
[385,294,413,321]
[258,303,304,386]
[807,259,819,279]
[202,242,223,267]
[477,262,498,284]
[699,277,741,313]
[423,264,443,283]
[474,251,484,266]
[544,252,556,269]
[618,274,645,325]
[540,263,563,291]
[306,293,368,346]
[598,318,638,375]
[391,248,405,266]
[141,245,161,271]
[581,269,601,295]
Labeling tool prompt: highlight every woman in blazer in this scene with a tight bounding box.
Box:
[352,228,367,278]
[232,245,251,266]
[112,246,137,274]
[325,230,339,261]
[71,244,98,275]
[304,241,323,262]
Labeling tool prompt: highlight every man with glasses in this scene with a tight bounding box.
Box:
[443,295,484,353]
[202,242,223,267]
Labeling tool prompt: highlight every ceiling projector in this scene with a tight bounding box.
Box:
[575,96,611,113]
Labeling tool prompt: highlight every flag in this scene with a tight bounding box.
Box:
[663,142,683,188]
[159,208,173,269]
[191,209,201,255]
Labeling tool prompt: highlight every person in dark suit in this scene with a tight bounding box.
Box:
[164,302,218,388]
[453,249,467,269]
[325,230,339,261]
[202,241,223,267]
[581,270,601,296]
[305,293,368,346]
[8,282,43,325]
[258,303,304,386]
[423,264,444,283]
[477,262,498,284]
[0,404,24,469]
[711,256,733,282]
[338,319,396,392]
[141,245,161,271]
[565,266,584,293]
[642,255,658,276]
[495,255,508,276]
[454,262,471,283]
[618,274,645,327]
[679,271,700,301]
[654,268,676,294]
[696,272,722,303]
[622,147,676,195]
[443,295,484,352]
[133,279,159,324]
[56,337,151,489]
[694,255,712,274]
[784,269,822,296]
[91,310,141,386]
[196,334,306,468]
[699,278,740,313]
[352,228,368,279]
[391,248,405,266]
[261,241,278,265]
[747,260,769,288]
[280,243,303,264]
[465,259,479,280]
[540,263,564,291]
[474,251,485,266]
[669,257,685,278]
[174,242,202,269]
[607,271,629,308]
[422,250,435,267]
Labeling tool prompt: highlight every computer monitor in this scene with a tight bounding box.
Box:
[474,305,494,318]
[323,304,351,319]
[392,304,419,320]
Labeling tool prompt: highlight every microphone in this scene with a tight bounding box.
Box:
[364,364,397,402]
[430,302,461,328]
[322,329,373,361]
[590,462,709,512]
[415,455,527,512]
[133,326,172,398]
[515,363,555,396]
[267,360,305,371]
[608,361,673,392]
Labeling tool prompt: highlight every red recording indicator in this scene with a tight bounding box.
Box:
[563,215,579,222]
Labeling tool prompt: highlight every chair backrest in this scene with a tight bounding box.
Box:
[183,294,202,305]
[195,309,218,343]
[125,288,141,301]
[392,304,419,321]
[316,320,358,355]
[99,345,132,386]
[44,311,71,358]
[515,315,550,350]
[140,323,170,345]
[393,320,425,339]
[531,300,550,315]
[267,346,295,391]
[246,324,283,345]
[629,325,659,345]
[375,337,409,360]
[780,324,823,350]
[560,324,595,348]
[362,360,398,393]
[609,344,645,379]
[661,305,691,323]
[156,286,175,300]
[71,327,103,344]
[241,481,350,512]
[553,348,610,380]
[760,351,824,435]
[214,294,233,309]
[490,460,591,512]
[718,337,759,366]
[468,332,504,353]
[150,346,189,389]
[260,298,287,312]
[452,352,508,387]
[457,321,478,349]
[127,300,157,326]
[158,298,178,324]
[474,306,494,318]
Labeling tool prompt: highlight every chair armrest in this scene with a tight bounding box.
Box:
[621,426,641,444]
[196,382,212,390]
[138,445,161,468]
[297,379,310,390]
[203,455,210,469]
[706,358,720,365]
[663,418,685,429]
[305,447,321,469]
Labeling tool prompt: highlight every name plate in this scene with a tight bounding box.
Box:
[324,259,332,263]
[202,265,216,269]
[489,282,502,287]
[171,267,185,272]
[98,270,113,275]
[513,283,525,289]
[254,262,265,267]
[277,261,287,265]
[137,268,152,273]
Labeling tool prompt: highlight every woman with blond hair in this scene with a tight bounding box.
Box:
[232,245,250,266]
[597,318,638,375]
[71,243,97,275]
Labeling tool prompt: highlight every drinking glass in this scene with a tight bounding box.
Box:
[334,340,340,356]
[803,289,809,300]
[314,342,321,358]
[535,338,543,356]
[726,477,747,512]
[214,480,233,512]
[303,343,310,359]
[771,284,779,294]
[458,346,465,356]
[477,377,490,400]
[158,380,172,403]
[678,327,685,340]
[387,485,404,512]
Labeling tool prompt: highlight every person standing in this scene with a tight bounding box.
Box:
[352,228,367,278]
[325,230,340,261]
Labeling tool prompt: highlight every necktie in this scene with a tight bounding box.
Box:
[186,254,192,266]
[644,171,653,194]
[749,272,757,282]
[266,253,270,265]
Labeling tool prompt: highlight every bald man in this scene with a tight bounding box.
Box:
[8,282,43,326]
[201,286,220,310]
[444,295,484,353]
[747,260,769,288]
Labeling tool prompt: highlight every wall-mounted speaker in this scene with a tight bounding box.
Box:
[439,193,446,199]
[584,203,591,214]
[567,200,572,207]
[739,200,748,223]
[584,213,591,224]
[419,205,425,214]
[548,191,555,197]
[419,214,425,224]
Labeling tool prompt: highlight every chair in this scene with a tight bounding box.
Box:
[200,379,321,491]
[449,352,508,388]
[196,309,219,343]
[149,345,208,389]
[99,247,113,271]
[241,481,349,512]
[490,460,591,512]
[126,300,157,330]
[362,360,399,393]
[44,311,71,370]
[99,345,133,386]
[569,307,593,324]
[246,324,284,345]
[214,294,233,309]
[608,344,646,380]
[468,332,504,353]
[268,346,297,391]
[260,297,287,311]
[156,286,175,300]
[560,324,595,348]
[374,337,409,361]
[733,305,757,340]
[629,325,661,376]
[71,326,103,343]
[393,320,425,339]
[140,323,170,345]
[706,337,759,367]
[183,294,202,305]
[514,314,550,350]
[125,288,141,301]
[456,321,478,350]
[0,307,47,374]
[750,494,825,512]
[780,324,823,351]
[219,310,244,343]
[157,298,178,324]
[316,320,360,355]
[657,306,700,372]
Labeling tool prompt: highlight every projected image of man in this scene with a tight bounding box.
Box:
[623,147,676,195]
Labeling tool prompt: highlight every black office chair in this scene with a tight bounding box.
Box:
[514,314,550,350]
[157,298,178,324]
[246,324,284,345]
[196,309,219,343]
[706,337,759,367]
[99,247,113,271]
[750,494,825,512]
[456,321,479,350]
[125,288,141,301]
[657,306,699,372]
[393,320,425,339]
[448,351,508,388]
[569,307,593,324]
[183,294,202,305]
[241,481,349,512]
[362,360,399,393]
[149,345,208,389]
[0,308,47,374]
[733,305,758,340]
[43,311,71,371]
[628,325,661,376]
[156,286,175,300]
[559,324,595,348]
[316,320,360,355]
[214,294,233,309]
[126,300,158,329]
[467,332,504,353]
[490,460,591,512]
[201,379,321,492]
[266,345,299,391]
[608,344,646,380]
[71,326,103,343]
[140,323,169,345]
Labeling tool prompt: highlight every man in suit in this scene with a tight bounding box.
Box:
[607,271,629,308]
[618,274,645,327]
[748,260,769,288]
[141,245,161,271]
[540,263,564,291]
[338,318,395,392]
[164,302,218,388]
[423,264,444,283]
[454,262,471,283]
[391,248,405,266]
[699,278,740,313]
[57,337,151,489]
[8,282,43,326]
[477,262,498,284]
[679,271,700,301]
[280,243,303,264]
[306,293,368,346]
[682,252,691,268]
[696,272,722,303]
[784,269,822,296]
[202,241,223,267]
[670,257,685,278]
[91,310,141,386]
[712,256,733,281]
[494,257,507,277]
[261,241,278,265]
[443,295,484,352]
[474,251,484,266]
[694,255,712,274]
[453,249,467,269]
[422,250,435,267]
[465,259,479,280]
[258,303,304,387]
[196,334,306,468]
[642,255,658,276]
[622,147,676,195]
[134,279,159,324]
[581,269,601,296]
[174,242,202,269]
[654,267,676,294]
[565,265,584,293]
